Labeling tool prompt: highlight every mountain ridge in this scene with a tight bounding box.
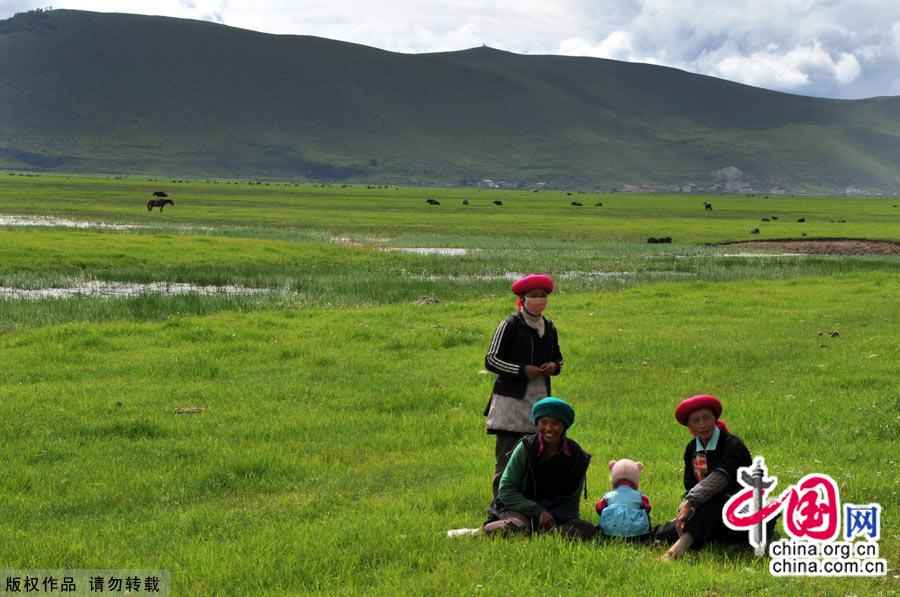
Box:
[1,9,898,193]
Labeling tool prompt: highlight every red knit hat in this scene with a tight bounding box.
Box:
[511,274,554,296]
[675,394,723,425]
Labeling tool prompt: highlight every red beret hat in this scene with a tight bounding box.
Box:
[675,394,723,425]
[511,274,554,295]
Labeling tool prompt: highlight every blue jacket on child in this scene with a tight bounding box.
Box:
[597,484,651,537]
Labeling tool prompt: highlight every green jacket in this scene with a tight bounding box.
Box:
[493,434,590,521]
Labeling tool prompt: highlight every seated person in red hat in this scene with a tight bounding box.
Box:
[483,274,563,498]
[657,394,752,561]
[483,397,595,540]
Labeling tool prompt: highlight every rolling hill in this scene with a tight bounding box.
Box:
[1,8,898,192]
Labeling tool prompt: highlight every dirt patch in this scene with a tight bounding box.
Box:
[713,238,900,255]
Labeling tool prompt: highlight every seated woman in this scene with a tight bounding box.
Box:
[483,397,595,540]
[657,394,752,560]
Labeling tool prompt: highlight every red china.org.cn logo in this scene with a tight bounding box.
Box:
[722,457,887,576]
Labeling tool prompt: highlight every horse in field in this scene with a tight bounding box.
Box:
[147,198,174,212]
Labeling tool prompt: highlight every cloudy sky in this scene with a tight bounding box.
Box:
[2,0,899,99]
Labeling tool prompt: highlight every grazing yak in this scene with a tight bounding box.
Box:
[147,198,174,212]
[152,191,168,197]
[704,202,713,210]
[462,199,470,205]
[426,198,441,205]
[751,228,760,234]
[797,217,805,222]
[570,201,583,206]
[595,202,603,207]
[493,200,503,206]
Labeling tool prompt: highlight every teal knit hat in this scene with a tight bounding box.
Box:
[532,397,575,428]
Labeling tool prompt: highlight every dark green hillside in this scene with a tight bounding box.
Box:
[1,9,898,192]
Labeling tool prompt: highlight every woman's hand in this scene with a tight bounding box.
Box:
[538,510,555,530]
[675,500,695,536]
[525,363,556,378]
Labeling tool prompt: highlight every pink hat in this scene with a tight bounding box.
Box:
[609,459,643,489]
[511,274,554,295]
[675,394,723,425]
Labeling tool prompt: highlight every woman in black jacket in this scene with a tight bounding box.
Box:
[657,394,753,561]
[483,274,563,498]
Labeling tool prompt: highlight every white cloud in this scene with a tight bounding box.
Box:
[557,31,664,65]
[833,52,861,83]
[713,43,860,90]
[715,54,810,89]
[558,33,629,60]
[595,30,634,60]
[893,22,900,58]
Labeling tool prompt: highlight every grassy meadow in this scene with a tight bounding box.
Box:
[0,174,897,594]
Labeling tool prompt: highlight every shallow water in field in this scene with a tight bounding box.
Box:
[408,270,653,282]
[556,270,635,279]
[329,236,391,244]
[0,281,270,300]
[0,213,215,232]
[382,247,471,256]
[0,214,141,230]
[709,252,808,258]
[408,273,516,282]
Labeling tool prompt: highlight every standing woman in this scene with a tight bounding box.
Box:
[483,274,563,498]
[657,394,753,561]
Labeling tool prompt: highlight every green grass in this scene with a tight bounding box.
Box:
[1,175,898,243]
[0,174,897,593]
[0,276,896,594]
[1,175,897,332]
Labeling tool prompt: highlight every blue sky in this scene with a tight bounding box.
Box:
[2,0,898,99]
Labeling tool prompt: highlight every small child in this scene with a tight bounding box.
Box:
[595,459,652,538]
